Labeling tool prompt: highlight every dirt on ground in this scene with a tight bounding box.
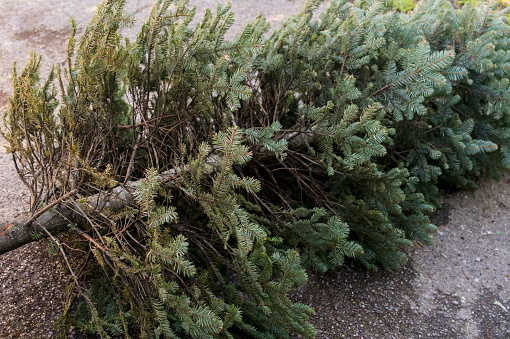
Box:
[0,1,508,338]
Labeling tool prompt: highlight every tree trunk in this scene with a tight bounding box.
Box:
[0,185,135,255]
[0,206,83,254]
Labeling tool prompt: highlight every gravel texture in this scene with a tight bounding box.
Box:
[0,1,509,338]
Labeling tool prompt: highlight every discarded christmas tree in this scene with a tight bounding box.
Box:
[2,0,510,337]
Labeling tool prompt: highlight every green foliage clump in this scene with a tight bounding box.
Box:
[3,0,510,337]
[391,0,417,12]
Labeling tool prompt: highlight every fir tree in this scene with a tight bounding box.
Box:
[3,0,510,337]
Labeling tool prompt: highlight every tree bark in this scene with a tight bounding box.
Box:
[0,184,135,255]
[0,206,83,254]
